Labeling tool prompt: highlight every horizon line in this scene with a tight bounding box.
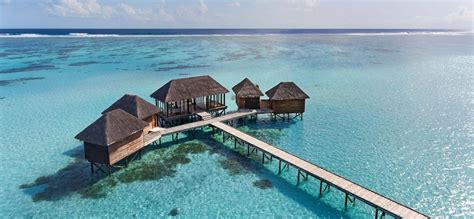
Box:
[0,28,467,31]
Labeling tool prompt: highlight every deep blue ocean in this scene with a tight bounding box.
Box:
[0,29,473,217]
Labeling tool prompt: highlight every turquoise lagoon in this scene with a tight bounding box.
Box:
[0,34,473,217]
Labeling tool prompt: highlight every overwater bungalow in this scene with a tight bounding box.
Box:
[102,94,160,133]
[150,75,229,127]
[232,78,264,110]
[265,82,309,119]
[75,109,148,173]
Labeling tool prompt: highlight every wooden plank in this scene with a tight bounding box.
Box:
[143,110,260,145]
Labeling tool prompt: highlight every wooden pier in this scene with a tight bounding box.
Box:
[210,121,429,219]
[144,110,259,145]
[141,111,428,218]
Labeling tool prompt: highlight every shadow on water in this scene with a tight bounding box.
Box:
[19,134,212,202]
[19,145,101,202]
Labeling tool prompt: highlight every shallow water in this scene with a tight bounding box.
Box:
[0,34,473,217]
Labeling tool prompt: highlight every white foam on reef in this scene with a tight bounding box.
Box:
[69,33,120,37]
[0,31,472,38]
[0,33,49,38]
[343,31,474,36]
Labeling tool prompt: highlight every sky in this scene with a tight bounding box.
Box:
[0,0,473,29]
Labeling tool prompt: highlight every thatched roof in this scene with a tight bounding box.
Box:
[75,109,148,146]
[265,82,310,100]
[232,78,264,98]
[102,94,159,120]
[150,75,229,102]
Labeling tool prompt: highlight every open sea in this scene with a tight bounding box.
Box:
[0,29,473,218]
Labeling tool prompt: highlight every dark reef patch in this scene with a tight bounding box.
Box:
[168,208,178,216]
[145,54,160,59]
[19,142,210,201]
[57,45,83,55]
[0,52,13,58]
[0,77,45,86]
[69,61,100,66]
[253,179,273,189]
[218,159,250,176]
[0,64,58,74]
[217,52,248,61]
[155,64,210,71]
[6,56,26,60]
[185,55,207,61]
[364,47,401,53]
[207,138,263,176]
[159,61,177,65]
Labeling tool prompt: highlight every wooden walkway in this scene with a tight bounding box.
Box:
[144,110,259,145]
[210,121,429,219]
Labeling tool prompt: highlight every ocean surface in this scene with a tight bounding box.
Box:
[0,29,473,218]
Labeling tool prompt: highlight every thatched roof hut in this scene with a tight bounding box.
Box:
[232,78,264,98]
[102,94,159,133]
[102,94,159,120]
[265,82,309,115]
[75,109,147,146]
[151,75,229,119]
[76,109,148,166]
[232,78,264,109]
[265,82,309,100]
[151,75,229,102]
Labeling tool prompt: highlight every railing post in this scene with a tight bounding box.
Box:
[297,170,301,185]
[278,160,282,174]
[319,180,323,197]
[344,193,348,210]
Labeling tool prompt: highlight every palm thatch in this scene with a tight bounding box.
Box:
[265,82,310,100]
[102,94,159,120]
[150,75,229,102]
[232,78,264,98]
[75,109,148,146]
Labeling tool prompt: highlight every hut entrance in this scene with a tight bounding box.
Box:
[245,97,260,109]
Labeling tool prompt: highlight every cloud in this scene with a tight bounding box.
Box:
[118,3,153,20]
[47,0,113,18]
[282,0,320,11]
[46,0,175,23]
[199,0,208,14]
[229,1,241,7]
[158,8,175,22]
[414,5,473,29]
[447,6,473,22]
